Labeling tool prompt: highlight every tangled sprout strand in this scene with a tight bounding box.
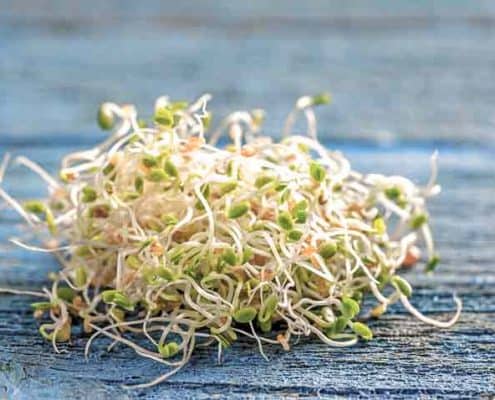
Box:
[0,93,461,389]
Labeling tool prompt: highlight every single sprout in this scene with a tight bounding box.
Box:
[45,208,57,235]
[294,199,308,211]
[318,242,337,259]
[148,168,168,182]
[222,248,238,266]
[258,295,278,323]
[426,255,440,273]
[154,107,174,127]
[0,93,461,389]
[309,161,326,182]
[255,175,274,189]
[251,109,265,127]
[287,230,303,241]
[164,160,179,178]
[328,316,348,336]
[373,217,386,235]
[158,342,180,358]
[384,187,401,200]
[74,266,87,287]
[311,92,331,106]
[411,213,428,229]
[228,202,249,219]
[142,155,158,168]
[294,209,308,223]
[201,112,212,130]
[82,186,97,203]
[391,276,413,297]
[340,296,360,319]
[259,320,272,333]
[134,176,144,194]
[57,287,75,302]
[97,103,115,130]
[161,214,178,226]
[233,307,257,323]
[219,181,237,195]
[126,255,141,269]
[277,212,294,231]
[101,290,134,311]
[31,302,53,311]
[137,119,148,129]
[352,322,373,341]
[102,163,115,176]
[24,200,45,214]
[242,248,253,263]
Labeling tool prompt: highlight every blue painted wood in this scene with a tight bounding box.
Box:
[1,0,495,146]
[0,143,494,399]
[1,1,495,398]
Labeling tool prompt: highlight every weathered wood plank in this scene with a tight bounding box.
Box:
[0,144,493,399]
[2,1,495,145]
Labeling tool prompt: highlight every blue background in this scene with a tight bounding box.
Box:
[0,1,494,399]
[2,0,495,145]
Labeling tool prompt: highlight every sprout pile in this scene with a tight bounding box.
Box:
[0,93,461,388]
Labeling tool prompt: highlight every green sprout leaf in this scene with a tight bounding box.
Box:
[384,187,401,200]
[373,217,386,235]
[228,202,250,219]
[97,103,115,130]
[391,276,412,297]
[147,168,168,182]
[31,302,53,311]
[340,296,360,319]
[142,155,158,168]
[82,186,97,203]
[233,306,257,323]
[426,254,440,273]
[222,248,238,266]
[24,201,45,214]
[164,159,179,178]
[219,181,237,195]
[74,266,87,287]
[158,341,180,358]
[352,322,373,341]
[311,92,331,106]
[161,213,178,226]
[56,287,75,302]
[318,241,337,259]
[258,294,278,323]
[287,229,303,241]
[327,316,348,336]
[255,175,274,189]
[277,212,294,231]
[259,319,272,333]
[309,161,326,182]
[101,290,134,311]
[154,107,174,127]
[410,213,428,229]
[134,176,144,194]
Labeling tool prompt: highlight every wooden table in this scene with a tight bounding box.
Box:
[1,1,495,398]
[0,144,493,399]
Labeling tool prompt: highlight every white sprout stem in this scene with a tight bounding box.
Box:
[400,294,462,328]
[0,153,11,184]
[15,156,60,189]
[0,188,37,226]
[0,288,49,298]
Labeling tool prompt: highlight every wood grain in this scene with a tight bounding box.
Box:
[0,143,493,399]
[1,0,495,145]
